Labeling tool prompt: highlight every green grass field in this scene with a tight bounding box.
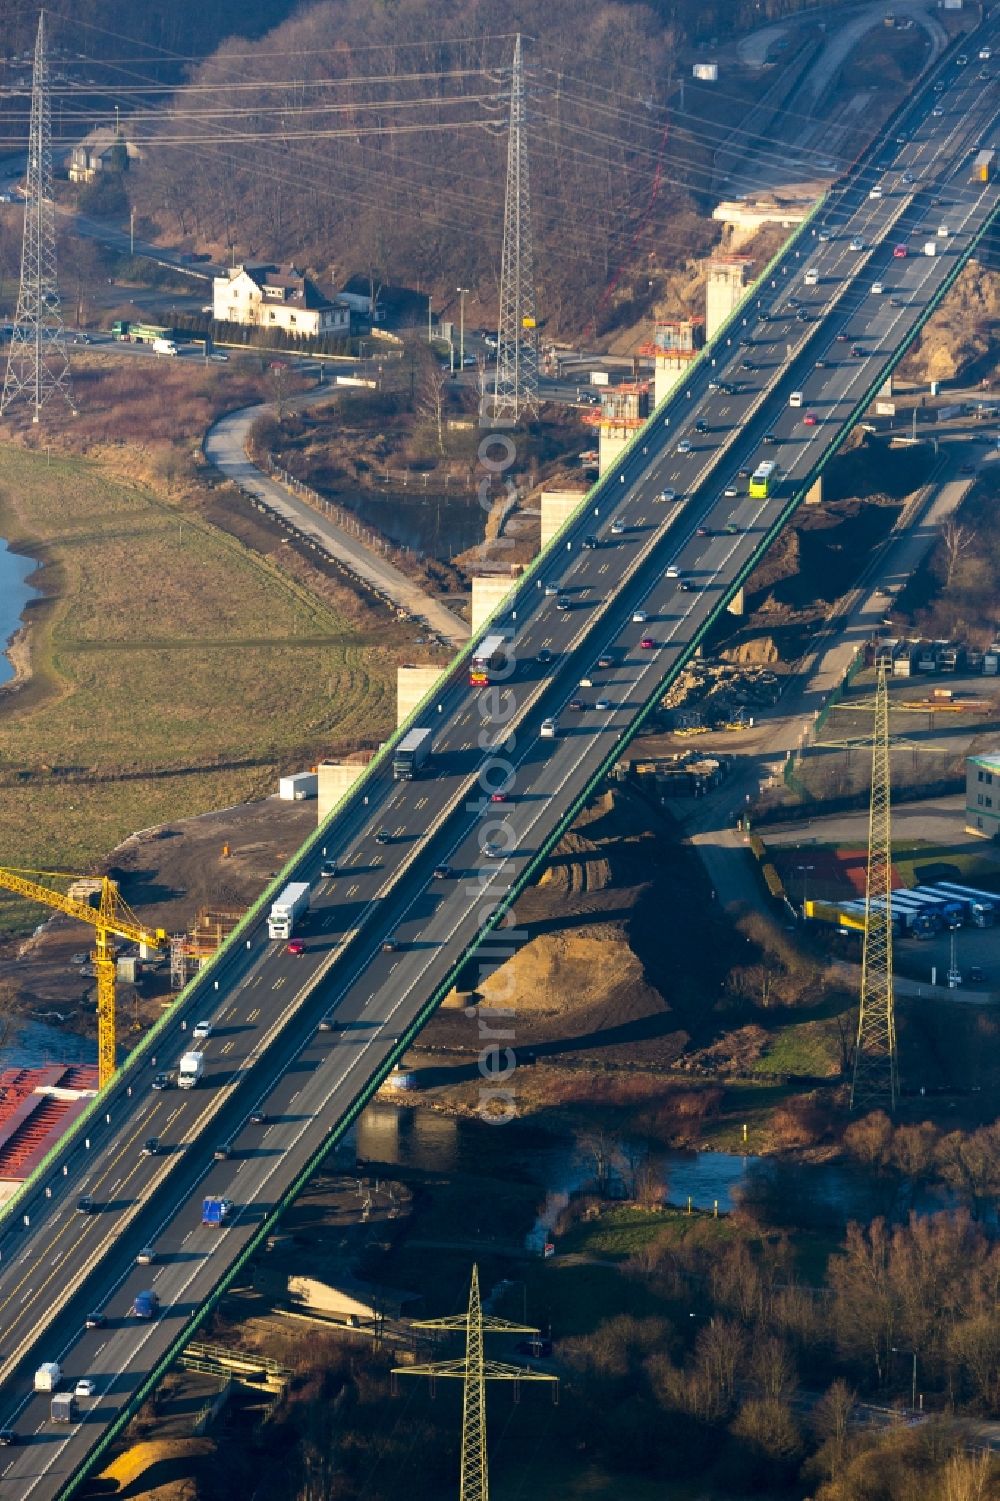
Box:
[0,446,393,928]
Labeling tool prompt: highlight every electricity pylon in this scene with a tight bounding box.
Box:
[394,1264,557,1501]
[491,34,538,424]
[2,11,76,423]
[851,658,898,1111]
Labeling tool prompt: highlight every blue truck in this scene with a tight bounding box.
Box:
[202,1196,234,1227]
[131,1290,159,1319]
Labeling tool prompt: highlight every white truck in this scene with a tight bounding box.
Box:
[267,881,311,940]
[924,241,937,257]
[152,337,178,356]
[392,727,433,781]
[178,1050,205,1089]
[50,1393,76,1423]
[34,1362,61,1392]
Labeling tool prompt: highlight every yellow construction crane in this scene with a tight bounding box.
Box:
[0,869,167,1088]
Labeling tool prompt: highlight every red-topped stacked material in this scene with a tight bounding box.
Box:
[0,1065,99,1197]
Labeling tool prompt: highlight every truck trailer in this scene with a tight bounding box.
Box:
[883,892,940,936]
[900,889,963,929]
[178,1050,205,1089]
[267,880,311,940]
[972,148,995,183]
[34,1363,61,1392]
[50,1393,76,1424]
[928,881,998,927]
[392,727,434,781]
[202,1195,234,1227]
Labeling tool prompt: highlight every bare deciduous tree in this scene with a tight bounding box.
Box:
[941,519,976,587]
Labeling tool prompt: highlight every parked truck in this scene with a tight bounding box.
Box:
[178,1050,205,1089]
[152,336,178,356]
[34,1363,61,1392]
[267,880,311,940]
[392,727,434,781]
[972,148,995,183]
[929,882,998,928]
[50,1393,76,1424]
[202,1195,234,1227]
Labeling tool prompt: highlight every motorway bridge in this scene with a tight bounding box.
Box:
[1,19,999,1498]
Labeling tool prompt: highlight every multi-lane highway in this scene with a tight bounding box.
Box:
[1,24,998,1500]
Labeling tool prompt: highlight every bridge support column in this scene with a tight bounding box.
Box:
[598,426,632,474]
[471,574,517,632]
[318,759,372,823]
[540,490,586,549]
[397,664,444,728]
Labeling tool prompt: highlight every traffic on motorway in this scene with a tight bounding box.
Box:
[0,23,998,1500]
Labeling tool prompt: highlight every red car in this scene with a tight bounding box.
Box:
[639,636,656,650]
[802,411,818,426]
[490,791,509,803]
[893,244,907,258]
[287,939,306,956]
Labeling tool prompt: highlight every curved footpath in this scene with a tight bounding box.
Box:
[204,391,469,646]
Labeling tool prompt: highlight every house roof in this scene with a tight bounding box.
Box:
[231,262,343,312]
[69,126,141,162]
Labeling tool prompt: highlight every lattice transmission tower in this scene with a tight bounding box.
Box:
[2,12,75,423]
[491,34,538,424]
[851,658,898,1111]
[394,1264,557,1501]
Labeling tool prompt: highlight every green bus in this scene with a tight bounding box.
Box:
[111,320,171,344]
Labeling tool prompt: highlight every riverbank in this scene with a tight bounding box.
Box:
[0,537,38,693]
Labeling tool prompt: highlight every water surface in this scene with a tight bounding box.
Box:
[0,538,33,686]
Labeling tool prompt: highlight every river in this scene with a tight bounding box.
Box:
[342,1103,906,1237]
[1,1016,96,1070]
[0,538,33,686]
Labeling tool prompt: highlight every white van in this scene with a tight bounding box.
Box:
[804,268,819,286]
[34,1363,61,1392]
[789,391,803,408]
[871,281,884,295]
[937,224,949,238]
[540,718,557,739]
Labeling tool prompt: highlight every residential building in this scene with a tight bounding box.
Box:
[66,127,140,184]
[966,750,1000,837]
[212,262,350,339]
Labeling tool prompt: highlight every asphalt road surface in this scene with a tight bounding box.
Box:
[0,25,998,1500]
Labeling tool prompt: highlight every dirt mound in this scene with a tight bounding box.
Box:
[98,1438,213,1499]
[722,636,780,667]
[479,924,645,1016]
[536,827,611,897]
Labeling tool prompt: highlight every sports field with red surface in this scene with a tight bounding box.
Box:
[770,845,905,902]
